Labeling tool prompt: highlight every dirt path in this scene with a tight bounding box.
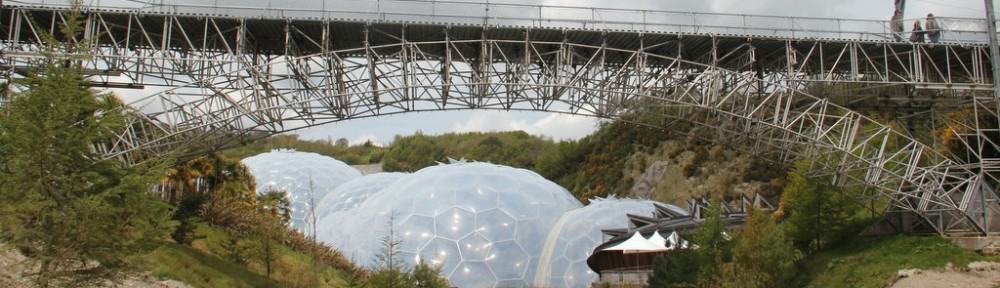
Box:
[888,262,1000,288]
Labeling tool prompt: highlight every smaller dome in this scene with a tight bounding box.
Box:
[242,150,362,232]
[534,197,687,288]
[316,172,407,220]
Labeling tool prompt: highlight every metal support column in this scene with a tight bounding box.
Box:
[987,0,1000,118]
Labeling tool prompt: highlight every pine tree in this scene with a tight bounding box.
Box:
[0,7,172,286]
[648,249,699,287]
[412,261,450,288]
[647,203,733,288]
[253,190,291,278]
[780,161,861,251]
[720,209,799,288]
[692,203,731,287]
[368,213,416,288]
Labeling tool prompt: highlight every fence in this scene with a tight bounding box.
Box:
[6,0,995,43]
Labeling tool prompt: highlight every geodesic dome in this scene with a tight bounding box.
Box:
[241,149,362,231]
[316,172,407,221]
[533,197,688,288]
[318,162,582,288]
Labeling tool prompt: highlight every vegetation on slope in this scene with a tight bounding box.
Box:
[647,205,799,288]
[533,116,675,201]
[132,222,353,288]
[161,153,364,286]
[223,134,385,165]
[382,131,556,172]
[131,241,282,288]
[793,235,999,288]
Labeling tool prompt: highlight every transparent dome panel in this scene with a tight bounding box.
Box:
[316,172,406,220]
[533,197,688,288]
[241,150,362,232]
[315,162,581,288]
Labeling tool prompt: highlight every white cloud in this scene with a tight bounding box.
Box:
[351,134,382,146]
[532,113,603,140]
[451,111,600,141]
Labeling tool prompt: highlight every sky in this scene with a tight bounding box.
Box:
[73,0,997,145]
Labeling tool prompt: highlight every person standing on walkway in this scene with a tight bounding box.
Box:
[926,13,941,43]
[910,20,925,43]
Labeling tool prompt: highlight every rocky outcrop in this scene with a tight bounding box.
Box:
[624,140,785,205]
[629,160,671,199]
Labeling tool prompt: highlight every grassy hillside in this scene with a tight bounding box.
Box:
[132,242,281,288]
[131,224,351,288]
[794,235,1000,288]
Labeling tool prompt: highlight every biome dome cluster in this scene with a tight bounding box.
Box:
[319,162,582,287]
[241,150,362,231]
[243,152,677,287]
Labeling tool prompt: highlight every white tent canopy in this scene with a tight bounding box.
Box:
[603,232,667,253]
[647,231,667,248]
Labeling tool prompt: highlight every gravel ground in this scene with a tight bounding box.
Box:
[889,261,1000,288]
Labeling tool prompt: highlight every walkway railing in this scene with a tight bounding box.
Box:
[6,0,995,43]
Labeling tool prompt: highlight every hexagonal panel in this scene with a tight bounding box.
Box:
[434,207,475,240]
[515,219,548,253]
[316,172,405,220]
[476,209,517,242]
[549,257,570,281]
[565,236,597,260]
[449,261,496,287]
[413,187,457,216]
[488,241,530,280]
[399,215,435,252]
[458,233,492,261]
[419,238,461,276]
[464,187,499,213]
[498,190,539,219]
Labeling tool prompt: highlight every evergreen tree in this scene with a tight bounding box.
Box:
[648,249,699,287]
[718,210,799,288]
[0,17,172,287]
[648,203,733,288]
[343,269,366,288]
[368,214,416,288]
[412,261,450,288]
[692,203,731,287]
[780,161,861,251]
[251,191,290,278]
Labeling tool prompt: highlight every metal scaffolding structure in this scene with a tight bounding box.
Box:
[2,2,1000,235]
